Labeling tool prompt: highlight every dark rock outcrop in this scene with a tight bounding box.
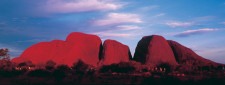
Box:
[167,40,220,67]
[133,35,178,66]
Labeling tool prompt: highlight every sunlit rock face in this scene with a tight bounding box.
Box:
[11,32,223,68]
[167,40,221,67]
[99,39,132,65]
[133,35,178,66]
[11,32,102,67]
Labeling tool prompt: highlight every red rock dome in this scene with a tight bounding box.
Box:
[133,35,178,66]
[99,39,132,65]
[11,32,102,67]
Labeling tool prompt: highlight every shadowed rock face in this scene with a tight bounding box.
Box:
[99,39,132,65]
[167,40,220,67]
[133,35,178,66]
[11,32,102,67]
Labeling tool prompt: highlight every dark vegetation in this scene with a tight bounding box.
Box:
[99,62,136,73]
[0,48,225,85]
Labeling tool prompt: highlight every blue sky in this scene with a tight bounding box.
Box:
[0,0,225,64]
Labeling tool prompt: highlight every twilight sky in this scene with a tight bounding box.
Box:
[0,0,225,64]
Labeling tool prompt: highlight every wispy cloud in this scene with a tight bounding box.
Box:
[152,13,165,18]
[44,0,122,13]
[139,5,159,11]
[92,13,142,38]
[165,16,215,28]
[196,47,225,54]
[196,47,225,64]
[16,39,47,43]
[174,28,224,37]
[192,16,216,22]
[93,13,142,26]
[221,22,225,25]
[92,32,133,37]
[165,21,194,28]
[116,25,142,30]
[0,43,23,58]
[0,22,6,25]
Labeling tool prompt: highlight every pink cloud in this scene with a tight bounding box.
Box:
[166,21,194,28]
[44,0,122,13]
[174,28,223,37]
[221,22,225,25]
[192,16,216,22]
[116,25,142,30]
[93,13,142,26]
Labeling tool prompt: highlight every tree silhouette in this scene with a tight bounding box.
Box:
[99,62,136,73]
[0,48,10,60]
[53,65,70,82]
[45,60,56,70]
[72,59,89,74]
[0,59,12,71]
[18,61,34,67]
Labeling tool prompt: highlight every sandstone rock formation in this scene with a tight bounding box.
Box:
[11,32,223,69]
[167,40,220,67]
[133,35,178,66]
[11,32,102,67]
[99,39,132,65]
